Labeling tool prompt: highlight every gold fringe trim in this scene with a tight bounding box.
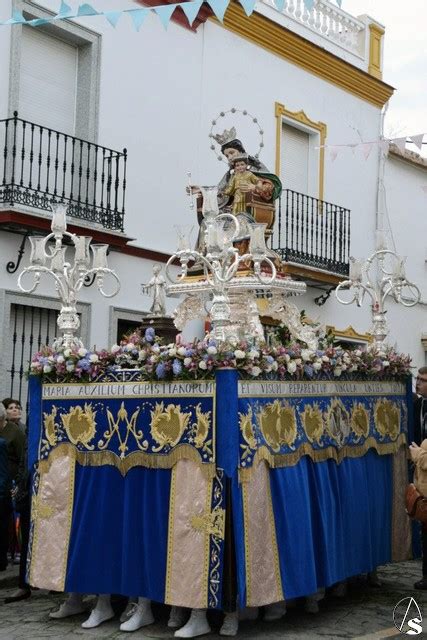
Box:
[239,433,407,482]
[38,443,216,480]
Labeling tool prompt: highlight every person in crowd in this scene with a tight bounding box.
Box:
[0,404,11,571]
[2,398,26,433]
[412,366,427,590]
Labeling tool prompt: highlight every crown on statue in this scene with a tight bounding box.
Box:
[212,127,237,147]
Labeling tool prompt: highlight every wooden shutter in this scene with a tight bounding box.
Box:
[281,123,310,194]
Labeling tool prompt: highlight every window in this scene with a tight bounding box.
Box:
[281,124,310,195]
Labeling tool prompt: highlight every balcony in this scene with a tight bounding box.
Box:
[271,189,350,284]
[0,112,127,237]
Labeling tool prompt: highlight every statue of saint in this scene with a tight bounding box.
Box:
[142,265,167,316]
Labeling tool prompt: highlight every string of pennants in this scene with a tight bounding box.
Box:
[0,0,343,30]
[318,134,426,162]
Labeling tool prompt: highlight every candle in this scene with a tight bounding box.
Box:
[50,203,67,234]
[349,257,362,281]
[200,186,219,217]
[249,223,268,258]
[375,230,387,251]
[73,236,92,265]
[29,237,47,266]
[91,244,108,269]
[392,257,406,279]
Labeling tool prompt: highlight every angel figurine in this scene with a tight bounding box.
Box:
[142,265,167,316]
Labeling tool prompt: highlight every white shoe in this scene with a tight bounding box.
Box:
[168,606,188,629]
[264,600,287,622]
[220,611,238,636]
[120,601,138,623]
[120,600,154,631]
[49,595,86,619]
[81,601,114,628]
[239,607,259,621]
[174,609,211,638]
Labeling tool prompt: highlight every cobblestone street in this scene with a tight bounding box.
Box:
[1,560,426,639]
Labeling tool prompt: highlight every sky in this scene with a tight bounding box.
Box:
[345,0,427,145]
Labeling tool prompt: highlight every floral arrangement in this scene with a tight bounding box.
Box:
[30,327,412,382]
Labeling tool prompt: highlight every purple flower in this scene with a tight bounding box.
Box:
[77,358,91,371]
[156,362,166,378]
[304,364,314,378]
[145,327,155,343]
[172,359,182,375]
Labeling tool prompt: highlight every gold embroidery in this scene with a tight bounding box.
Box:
[38,442,216,479]
[300,403,324,444]
[150,403,192,452]
[240,407,257,449]
[165,464,177,604]
[98,402,146,458]
[43,407,58,447]
[325,398,351,446]
[258,400,297,452]
[61,404,96,449]
[191,508,226,540]
[239,434,407,481]
[374,399,400,440]
[31,494,55,521]
[193,404,211,449]
[351,403,370,439]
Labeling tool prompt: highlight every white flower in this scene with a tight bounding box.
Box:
[66,363,75,372]
[177,346,187,356]
[111,344,121,354]
[56,355,65,364]
[382,360,390,367]
[313,362,322,371]
[322,355,330,362]
[301,349,312,362]
[247,349,259,359]
[251,366,261,377]
[334,367,342,377]
[349,365,357,372]
[168,347,177,357]
[138,350,147,361]
[229,338,238,347]
[234,350,246,359]
[287,361,297,374]
[43,364,52,373]
[341,363,347,371]
[354,350,362,357]
[271,361,278,371]
[207,346,217,355]
[199,360,207,370]
[284,354,291,362]
[63,348,71,358]
[152,343,160,353]
[78,347,87,357]
[295,358,302,366]
[184,357,192,367]
[125,342,135,351]
[30,362,39,369]
[89,354,99,363]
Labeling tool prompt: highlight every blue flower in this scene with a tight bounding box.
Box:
[304,364,314,378]
[185,348,195,356]
[77,358,91,371]
[266,355,274,364]
[145,327,155,343]
[172,359,182,375]
[156,362,166,378]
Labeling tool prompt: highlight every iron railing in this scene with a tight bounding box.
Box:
[0,112,127,231]
[271,189,350,276]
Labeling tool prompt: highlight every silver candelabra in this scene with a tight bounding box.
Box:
[335,248,420,348]
[166,186,277,342]
[18,202,120,349]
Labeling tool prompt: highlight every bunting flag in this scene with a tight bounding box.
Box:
[0,0,345,30]
[319,134,426,162]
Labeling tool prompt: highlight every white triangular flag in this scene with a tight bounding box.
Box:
[392,136,407,153]
[410,133,424,151]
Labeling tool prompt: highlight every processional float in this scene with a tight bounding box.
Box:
[19,110,418,637]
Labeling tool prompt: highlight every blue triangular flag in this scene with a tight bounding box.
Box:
[77,3,99,16]
[128,8,148,31]
[336,0,342,6]
[57,1,73,17]
[207,0,230,22]
[303,0,314,10]
[238,0,256,16]
[104,10,122,27]
[6,10,26,24]
[153,3,177,29]
[180,0,202,26]
[273,0,285,11]
[28,17,51,26]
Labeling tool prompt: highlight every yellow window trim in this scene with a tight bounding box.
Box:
[275,102,326,202]
[212,2,394,108]
[326,325,373,344]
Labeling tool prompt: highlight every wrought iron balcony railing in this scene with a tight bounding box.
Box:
[0,112,127,231]
[271,189,350,277]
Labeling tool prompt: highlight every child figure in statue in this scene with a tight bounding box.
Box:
[220,156,263,215]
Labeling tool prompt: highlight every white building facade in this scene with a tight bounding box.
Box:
[0,0,425,406]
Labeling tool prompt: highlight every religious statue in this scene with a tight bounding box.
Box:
[142,265,167,316]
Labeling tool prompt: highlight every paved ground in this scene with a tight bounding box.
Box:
[0,561,426,639]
